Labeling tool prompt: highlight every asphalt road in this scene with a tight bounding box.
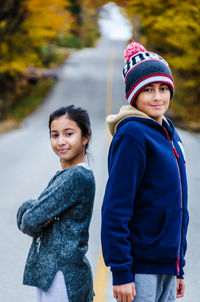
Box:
[0,37,200,302]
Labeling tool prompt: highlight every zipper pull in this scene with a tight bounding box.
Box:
[36,236,41,254]
[172,141,179,158]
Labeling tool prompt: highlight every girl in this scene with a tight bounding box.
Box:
[17,105,95,302]
[101,41,188,302]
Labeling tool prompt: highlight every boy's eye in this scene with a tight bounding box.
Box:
[143,87,152,92]
[161,86,169,91]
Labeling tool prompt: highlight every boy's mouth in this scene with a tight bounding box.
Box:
[151,104,163,109]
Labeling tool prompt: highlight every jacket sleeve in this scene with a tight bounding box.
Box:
[17,168,80,237]
[177,209,189,279]
[101,133,146,285]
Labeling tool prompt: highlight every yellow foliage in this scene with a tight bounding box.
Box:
[126,0,200,67]
[0,21,6,29]
[0,42,9,55]
[0,0,73,75]
[0,53,39,75]
[23,0,73,46]
[80,0,108,8]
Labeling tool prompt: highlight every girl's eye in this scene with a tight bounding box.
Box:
[65,132,73,136]
[51,134,58,138]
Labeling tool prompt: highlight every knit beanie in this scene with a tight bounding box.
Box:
[123,40,174,105]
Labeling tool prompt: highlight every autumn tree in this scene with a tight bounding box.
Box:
[0,0,26,36]
[65,0,105,47]
[0,0,73,120]
[0,0,73,75]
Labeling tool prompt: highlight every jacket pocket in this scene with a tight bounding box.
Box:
[132,208,182,262]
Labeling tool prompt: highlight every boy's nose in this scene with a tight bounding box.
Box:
[154,89,162,101]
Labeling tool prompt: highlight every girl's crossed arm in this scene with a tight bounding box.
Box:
[17,167,80,237]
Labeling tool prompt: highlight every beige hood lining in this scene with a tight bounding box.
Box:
[106,105,153,136]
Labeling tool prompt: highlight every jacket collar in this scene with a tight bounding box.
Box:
[107,105,175,138]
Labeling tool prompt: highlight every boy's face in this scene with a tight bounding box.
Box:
[135,83,171,124]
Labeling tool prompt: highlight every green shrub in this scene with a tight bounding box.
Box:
[38,45,57,67]
[8,80,54,121]
[57,34,83,49]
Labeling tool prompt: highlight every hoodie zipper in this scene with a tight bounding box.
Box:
[163,127,183,275]
[36,235,42,253]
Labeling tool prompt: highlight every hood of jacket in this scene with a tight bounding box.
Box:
[107,105,153,136]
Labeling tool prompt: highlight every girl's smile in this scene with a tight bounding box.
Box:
[58,148,70,154]
[50,116,88,169]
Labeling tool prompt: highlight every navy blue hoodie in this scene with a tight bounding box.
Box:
[101,105,188,285]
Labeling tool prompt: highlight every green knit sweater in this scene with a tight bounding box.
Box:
[17,164,95,302]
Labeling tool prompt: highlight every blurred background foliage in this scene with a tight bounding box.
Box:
[0,0,101,123]
[0,0,199,131]
[0,0,72,75]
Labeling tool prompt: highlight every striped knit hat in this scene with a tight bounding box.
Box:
[123,40,174,105]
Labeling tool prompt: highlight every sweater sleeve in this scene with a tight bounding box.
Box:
[101,133,145,285]
[17,167,80,237]
[16,200,34,230]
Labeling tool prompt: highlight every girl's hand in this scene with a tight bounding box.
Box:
[43,217,54,228]
[113,282,136,302]
[176,278,185,298]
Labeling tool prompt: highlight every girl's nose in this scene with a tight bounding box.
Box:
[57,135,66,145]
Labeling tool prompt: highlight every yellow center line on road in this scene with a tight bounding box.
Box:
[93,249,109,302]
[106,52,114,117]
[93,52,115,302]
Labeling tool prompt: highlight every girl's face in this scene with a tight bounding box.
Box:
[50,115,89,169]
[135,83,171,124]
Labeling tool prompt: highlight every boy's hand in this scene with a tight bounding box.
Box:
[176,278,185,298]
[113,282,136,302]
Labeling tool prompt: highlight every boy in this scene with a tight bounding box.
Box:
[101,41,188,302]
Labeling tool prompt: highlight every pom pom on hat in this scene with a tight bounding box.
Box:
[123,39,175,105]
[124,40,146,62]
